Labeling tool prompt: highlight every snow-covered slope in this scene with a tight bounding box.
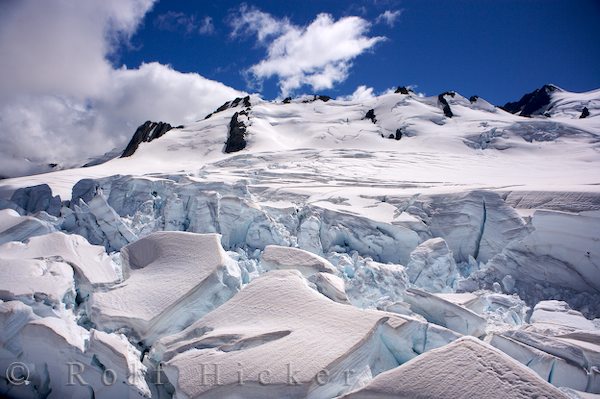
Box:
[341,336,570,399]
[0,86,599,398]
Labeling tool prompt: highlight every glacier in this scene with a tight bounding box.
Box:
[0,85,599,398]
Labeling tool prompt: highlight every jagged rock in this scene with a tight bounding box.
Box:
[282,97,292,104]
[121,121,173,157]
[469,95,479,103]
[205,96,251,119]
[302,95,332,103]
[224,111,248,153]
[10,184,61,216]
[395,128,403,140]
[395,86,412,95]
[580,106,590,119]
[364,109,377,124]
[438,92,455,118]
[502,84,561,117]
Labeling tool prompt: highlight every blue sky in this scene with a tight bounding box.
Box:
[118,0,600,104]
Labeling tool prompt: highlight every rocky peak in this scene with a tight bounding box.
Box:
[501,84,562,117]
[121,121,174,158]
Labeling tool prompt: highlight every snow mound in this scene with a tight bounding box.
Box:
[0,209,55,245]
[342,336,569,399]
[90,232,241,344]
[0,232,120,298]
[261,245,337,276]
[153,270,459,399]
[0,257,75,308]
[402,288,487,337]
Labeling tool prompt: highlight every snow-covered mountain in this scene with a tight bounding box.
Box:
[1,85,599,398]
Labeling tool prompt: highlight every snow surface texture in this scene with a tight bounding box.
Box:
[341,336,570,399]
[0,85,599,398]
[90,232,242,345]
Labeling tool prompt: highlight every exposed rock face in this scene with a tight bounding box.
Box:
[580,106,590,119]
[364,109,377,124]
[438,91,455,118]
[302,94,332,103]
[469,95,479,103]
[282,97,292,104]
[224,111,248,153]
[395,128,403,140]
[121,121,173,157]
[10,184,61,216]
[395,86,412,95]
[501,84,561,117]
[205,95,251,119]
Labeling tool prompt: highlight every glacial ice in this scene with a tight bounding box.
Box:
[0,209,55,245]
[0,232,120,299]
[422,191,528,263]
[309,272,350,304]
[486,210,600,294]
[64,192,138,252]
[261,244,337,276]
[0,86,599,398]
[405,237,458,292]
[10,184,61,217]
[490,301,600,393]
[153,270,459,399]
[341,336,570,399]
[90,231,242,345]
[402,288,487,337]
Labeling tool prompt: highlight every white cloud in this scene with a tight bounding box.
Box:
[376,10,402,27]
[337,85,376,102]
[0,0,244,178]
[229,4,291,43]
[198,16,215,35]
[231,7,385,96]
[154,11,215,35]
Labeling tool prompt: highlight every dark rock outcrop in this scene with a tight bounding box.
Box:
[205,96,251,119]
[580,107,590,119]
[10,184,61,216]
[395,128,403,140]
[364,109,377,124]
[438,92,455,118]
[121,121,173,158]
[224,111,248,153]
[395,86,413,95]
[469,95,479,103]
[282,97,292,104]
[302,95,332,103]
[501,84,561,117]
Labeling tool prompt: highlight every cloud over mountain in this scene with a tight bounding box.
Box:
[0,0,243,177]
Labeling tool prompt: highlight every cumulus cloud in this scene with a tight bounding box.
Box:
[337,85,376,102]
[376,10,402,27]
[230,6,385,96]
[0,0,243,178]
